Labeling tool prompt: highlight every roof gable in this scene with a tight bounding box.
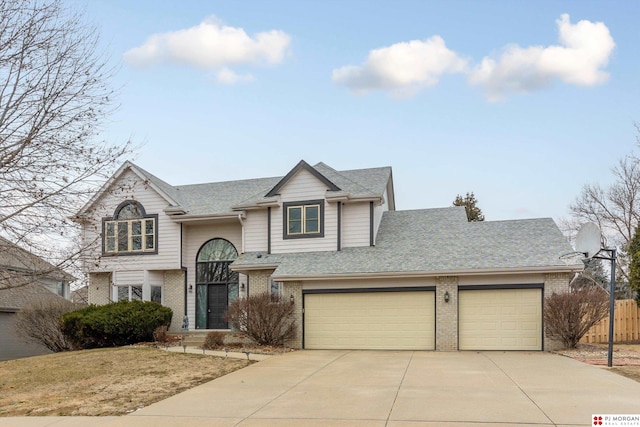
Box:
[75,161,181,219]
[265,160,340,197]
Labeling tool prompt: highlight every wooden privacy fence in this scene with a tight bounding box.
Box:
[580,299,640,344]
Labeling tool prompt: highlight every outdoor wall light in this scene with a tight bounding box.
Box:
[444,291,450,303]
[188,284,193,293]
[240,282,245,292]
[290,294,295,304]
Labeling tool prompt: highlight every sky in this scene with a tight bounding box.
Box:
[73,0,640,222]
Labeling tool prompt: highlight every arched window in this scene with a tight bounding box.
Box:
[195,239,239,329]
[197,238,238,262]
[103,200,158,255]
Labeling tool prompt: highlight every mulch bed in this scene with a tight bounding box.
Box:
[554,344,640,366]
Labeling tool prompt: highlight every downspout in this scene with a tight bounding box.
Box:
[237,213,245,253]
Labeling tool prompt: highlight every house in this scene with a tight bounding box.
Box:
[0,237,74,361]
[74,160,582,351]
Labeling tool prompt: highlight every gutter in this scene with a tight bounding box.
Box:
[230,263,280,272]
[238,213,246,253]
[271,265,583,282]
[169,213,243,223]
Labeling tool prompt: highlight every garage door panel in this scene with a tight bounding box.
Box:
[305,291,435,350]
[459,288,541,351]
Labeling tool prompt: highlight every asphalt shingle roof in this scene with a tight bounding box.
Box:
[129,161,391,216]
[232,207,581,277]
[0,283,66,311]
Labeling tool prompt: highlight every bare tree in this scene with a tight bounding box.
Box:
[569,155,640,282]
[544,283,609,349]
[225,292,297,346]
[14,295,77,352]
[0,0,130,289]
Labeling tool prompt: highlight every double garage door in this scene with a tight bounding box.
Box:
[304,290,435,350]
[303,287,542,351]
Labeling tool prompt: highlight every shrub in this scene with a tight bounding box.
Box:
[61,300,172,349]
[153,325,169,344]
[14,295,78,352]
[224,292,296,346]
[203,331,226,349]
[544,284,610,348]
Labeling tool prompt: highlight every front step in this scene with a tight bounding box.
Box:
[168,332,208,348]
[167,331,254,348]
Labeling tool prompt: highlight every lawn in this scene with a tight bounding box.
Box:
[0,347,251,416]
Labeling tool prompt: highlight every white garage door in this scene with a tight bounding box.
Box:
[304,290,435,350]
[459,288,542,351]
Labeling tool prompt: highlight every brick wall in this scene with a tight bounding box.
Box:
[88,272,111,305]
[245,270,302,349]
[282,281,302,349]
[247,269,274,296]
[436,276,458,351]
[544,272,572,351]
[164,270,185,332]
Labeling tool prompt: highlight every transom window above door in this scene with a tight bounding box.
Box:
[283,200,324,239]
[103,200,158,255]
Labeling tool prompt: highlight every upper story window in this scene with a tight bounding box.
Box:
[103,200,158,255]
[283,200,324,239]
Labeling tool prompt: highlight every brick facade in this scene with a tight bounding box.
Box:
[164,270,185,332]
[247,269,274,296]
[245,270,302,349]
[435,276,458,351]
[543,272,572,351]
[88,272,111,305]
[282,281,303,348]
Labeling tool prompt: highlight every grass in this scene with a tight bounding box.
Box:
[0,347,251,416]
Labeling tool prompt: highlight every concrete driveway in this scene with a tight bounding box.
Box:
[4,350,640,426]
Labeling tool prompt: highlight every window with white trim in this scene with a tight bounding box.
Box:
[270,278,283,298]
[103,201,157,255]
[117,285,142,301]
[283,200,324,239]
[151,285,162,303]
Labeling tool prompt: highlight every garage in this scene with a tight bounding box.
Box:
[303,289,435,350]
[0,311,51,361]
[458,286,542,351]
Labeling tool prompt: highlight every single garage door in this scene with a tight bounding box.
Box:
[0,312,52,361]
[304,290,435,350]
[459,288,542,351]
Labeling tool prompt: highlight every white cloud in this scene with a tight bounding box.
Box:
[216,68,254,84]
[332,36,468,97]
[469,14,615,102]
[123,15,291,80]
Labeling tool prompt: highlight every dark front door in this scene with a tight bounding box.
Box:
[207,284,228,329]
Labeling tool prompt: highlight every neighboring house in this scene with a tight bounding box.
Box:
[74,160,582,351]
[0,238,74,361]
[71,285,89,306]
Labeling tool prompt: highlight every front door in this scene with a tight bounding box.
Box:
[195,238,239,329]
[207,284,228,329]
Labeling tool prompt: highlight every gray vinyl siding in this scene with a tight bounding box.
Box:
[271,169,338,253]
[244,210,268,252]
[82,169,181,272]
[342,202,370,248]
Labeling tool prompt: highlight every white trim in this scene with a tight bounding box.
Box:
[74,161,179,219]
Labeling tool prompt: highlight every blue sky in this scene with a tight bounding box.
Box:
[75,0,639,222]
